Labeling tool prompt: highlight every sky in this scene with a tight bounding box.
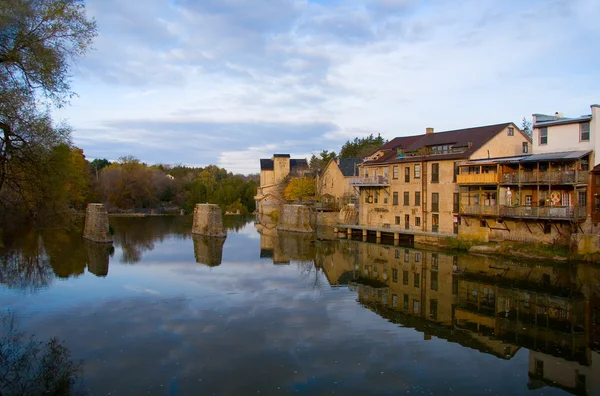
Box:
[55,0,600,174]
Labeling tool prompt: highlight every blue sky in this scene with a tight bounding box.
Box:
[55,0,600,174]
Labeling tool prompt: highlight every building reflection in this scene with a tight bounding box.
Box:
[320,239,600,395]
[85,240,113,277]
[192,235,225,267]
[255,220,316,265]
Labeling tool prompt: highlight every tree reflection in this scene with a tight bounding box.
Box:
[0,232,53,292]
[0,311,86,396]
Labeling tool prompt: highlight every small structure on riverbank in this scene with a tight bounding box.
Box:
[192,204,227,238]
[83,203,113,243]
[277,204,314,233]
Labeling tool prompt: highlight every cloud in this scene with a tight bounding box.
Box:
[55,0,600,173]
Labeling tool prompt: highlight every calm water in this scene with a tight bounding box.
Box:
[1,216,600,395]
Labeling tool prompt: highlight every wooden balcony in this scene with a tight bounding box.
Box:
[349,176,390,187]
[500,205,587,220]
[501,171,589,185]
[460,205,587,220]
[460,204,498,216]
[456,173,499,184]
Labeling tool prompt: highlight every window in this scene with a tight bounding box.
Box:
[395,249,400,258]
[453,192,459,213]
[431,253,438,269]
[403,271,409,285]
[415,252,421,262]
[403,294,409,309]
[453,162,459,183]
[404,249,409,262]
[540,127,548,145]
[384,196,388,204]
[364,168,369,177]
[403,191,410,206]
[392,269,398,282]
[414,164,421,179]
[413,300,420,314]
[395,216,400,225]
[392,294,398,308]
[580,122,590,141]
[431,163,439,183]
[393,165,399,179]
[430,299,438,320]
[415,191,421,206]
[405,214,410,230]
[507,127,514,136]
[374,191,379,204]
[415,217,421,226]
[432,214,439,232]
[480,219,487,228]
[383,166,389,178]
[431,193,439,212]
[522,142,529,153]
[579,191,587,207]
[405,167,410,182]
[414,273,420,288]
[393,192,398,205]
[525,195,532,206]
[582,157,590,171]
[535,359,544,377]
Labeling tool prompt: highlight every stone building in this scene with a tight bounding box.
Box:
[317,158,362,209]
[354,123,530,236]
[254,154,309,214]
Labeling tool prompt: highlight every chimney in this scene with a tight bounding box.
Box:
[554,112,563,119]
[336,158,340,165]
[426,127,434,134]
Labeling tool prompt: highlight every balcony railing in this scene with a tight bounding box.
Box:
[349,176,390,187]
[460,204,498,216]
[501,171,589,185]
[460,205,587,220]
[456,173,499,184]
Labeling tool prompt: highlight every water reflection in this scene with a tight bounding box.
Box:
[84,241,114,277]
[255,221,316,265]
[321,239,600,395]
[192,235,225,267]
[0,311,85,395]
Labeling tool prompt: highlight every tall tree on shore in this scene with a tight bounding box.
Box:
[339,134,386,158]
[0,0,97,224]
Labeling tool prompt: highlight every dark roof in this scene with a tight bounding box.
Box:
[338,158,362,177]
[534,115,591,128]
[260,159,274,170]
[259,157,309,171]
[364,123,516,165]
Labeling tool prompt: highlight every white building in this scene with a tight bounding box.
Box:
[532,104,600,165]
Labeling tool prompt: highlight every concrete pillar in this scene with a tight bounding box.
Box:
[333,227,338,233]
[362,235,367,242]
[362,229,368,237]
[347,228,352,236]
[394,239,400,247]
[376,231,382,238]
[394,233,400,241]
[192,204,227,237]
[83,204,112,243]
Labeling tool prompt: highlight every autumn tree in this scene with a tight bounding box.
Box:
[0,0,97,226]
[284,177,316,202]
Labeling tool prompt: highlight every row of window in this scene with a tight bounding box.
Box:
[391,296,440,320]
[539,122,590,145]
[370,163,440,182]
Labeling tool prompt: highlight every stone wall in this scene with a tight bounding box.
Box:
[316,211,338,226]
[277,204,314,233]
[193,234,225,266]
[83,203,113,243]
[192,204,227,237]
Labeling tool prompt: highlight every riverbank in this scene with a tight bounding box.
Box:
[442,238,600,263]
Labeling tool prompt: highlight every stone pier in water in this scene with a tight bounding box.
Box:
[192,204,227,238]
[277,204,313,233]
[192,235,225,267]
[83,203,113,243]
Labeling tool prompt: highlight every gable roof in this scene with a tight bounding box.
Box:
[364,123,516,165]
[338,158,362,177]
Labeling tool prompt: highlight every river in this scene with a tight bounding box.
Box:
[1,216,598,395]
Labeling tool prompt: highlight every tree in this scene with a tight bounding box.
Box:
[339,133,386,158]
[309,150,336,172]
[0,0,97,225]
[521,117,532,138]
[284,177,316,202]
